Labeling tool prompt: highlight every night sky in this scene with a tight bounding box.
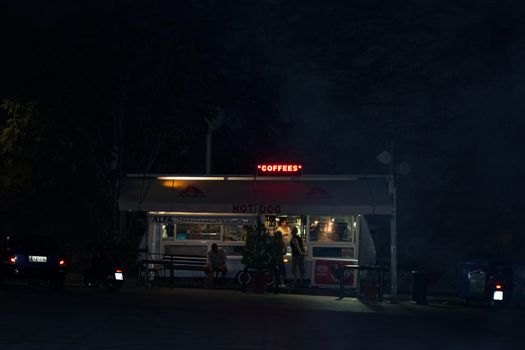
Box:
[1,1,524,284]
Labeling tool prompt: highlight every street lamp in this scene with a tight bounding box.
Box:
[205,108,224,175]
[377,144,409,301]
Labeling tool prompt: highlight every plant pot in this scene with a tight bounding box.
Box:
[252,271,266,294]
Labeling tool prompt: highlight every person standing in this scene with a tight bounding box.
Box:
[275,217,291,246]
[274,217,292,287]
[290,227,306,287]
[272,231,287,288]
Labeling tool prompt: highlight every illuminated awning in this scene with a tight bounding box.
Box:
[119,175,393,216]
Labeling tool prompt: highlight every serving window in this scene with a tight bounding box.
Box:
[308,216,357,243]
[175,223,221,241]
[155,215,256,242]
[223,224,251,242]
[263,215,304,236]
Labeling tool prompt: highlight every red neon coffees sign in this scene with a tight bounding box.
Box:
[257,164,303,175]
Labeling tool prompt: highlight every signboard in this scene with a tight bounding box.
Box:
[257,164,302,176]
[312,259,357,287]
[232,204,281,214]
[152,216,256,224]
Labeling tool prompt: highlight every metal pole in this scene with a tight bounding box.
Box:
[389,140,398,300]
[111,145,120,241]
[390,176,398,299]
[205,131,212,175]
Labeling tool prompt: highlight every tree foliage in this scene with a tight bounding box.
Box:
[241,221,284,270]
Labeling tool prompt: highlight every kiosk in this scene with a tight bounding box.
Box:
[119,166,393,289]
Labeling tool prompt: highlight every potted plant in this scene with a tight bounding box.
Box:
[241,219,281,293]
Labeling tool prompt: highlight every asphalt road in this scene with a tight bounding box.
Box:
[0,285,524,350]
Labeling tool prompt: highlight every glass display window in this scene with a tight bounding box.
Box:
[155,215,258,242]
[309,216,356,243]
[175,223,221,241]
[223,224,253,242]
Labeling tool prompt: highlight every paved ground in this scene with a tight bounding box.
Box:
[0,284,524,350]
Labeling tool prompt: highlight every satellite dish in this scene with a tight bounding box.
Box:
[207,107,224,132]
[376,151,392,165]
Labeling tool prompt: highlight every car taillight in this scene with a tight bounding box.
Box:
[58,259,66,266]
[115,269,123,273]
[8,256,17,264]
[495,283,503,290]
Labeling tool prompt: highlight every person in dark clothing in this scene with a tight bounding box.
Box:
[205,243,227,287]
[273,231,287,288]
[290,227,306,287]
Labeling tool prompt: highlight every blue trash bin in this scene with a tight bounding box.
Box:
[411,271,427,305]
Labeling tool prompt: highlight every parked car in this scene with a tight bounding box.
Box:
[0,234,68,289]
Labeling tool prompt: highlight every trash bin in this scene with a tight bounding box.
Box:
[467,270,486,293]
[411,271,427,305]
[458,260,489,302]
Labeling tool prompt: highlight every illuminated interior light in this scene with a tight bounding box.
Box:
[58,259,66,266]
[9,256,17,264]
[148,211,256,217]
[160,180,187,188]
[157,176,224,181]
[495,284,502,290]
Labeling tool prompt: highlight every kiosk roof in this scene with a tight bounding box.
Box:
[119,175,393,215]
